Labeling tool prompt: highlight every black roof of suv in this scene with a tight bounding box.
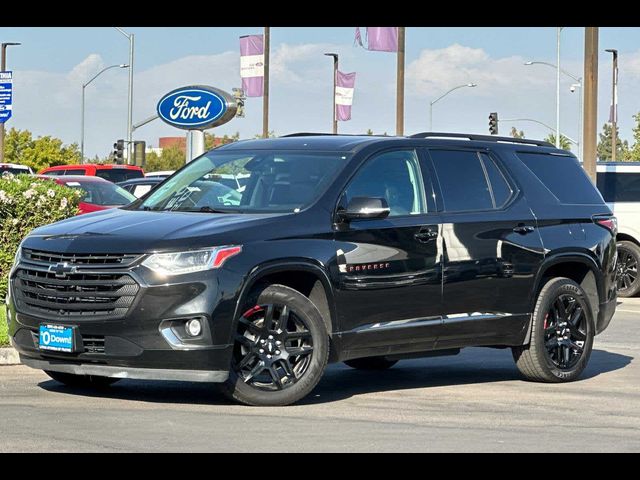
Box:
[8,132,617,406]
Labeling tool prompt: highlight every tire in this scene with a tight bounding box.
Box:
[616,240,640,297]
[220,284,330,406]
[344,357,398,370]
[44,371,120,388]
[512,277,594,383]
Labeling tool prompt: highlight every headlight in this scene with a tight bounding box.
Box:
[11,245,23,271]
[141,246,242,276]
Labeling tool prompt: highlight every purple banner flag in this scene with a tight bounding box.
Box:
[239,34,264,97]
[336,71,356,122]
[366,27,398,52]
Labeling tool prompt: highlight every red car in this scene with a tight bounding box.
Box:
[38,175,137,215]
[39,164,144,183]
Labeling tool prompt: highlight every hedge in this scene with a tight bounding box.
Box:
[0,174,82,300]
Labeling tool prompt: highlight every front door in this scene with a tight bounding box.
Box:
[332,148,443,358]
[425,148,545,348]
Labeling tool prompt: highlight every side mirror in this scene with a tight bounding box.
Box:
[338,197,390,221]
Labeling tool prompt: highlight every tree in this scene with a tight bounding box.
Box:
[510,127,525,139]
[365,129,374,135]
[205,131,240,150]
[543,133,572,151]
[254,131,276,139]
[597,123,629,161]
[3,128,80,171]
[624,113,640,161]
[144,145,185,172]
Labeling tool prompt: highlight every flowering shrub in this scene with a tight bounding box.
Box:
[0,174,82,299]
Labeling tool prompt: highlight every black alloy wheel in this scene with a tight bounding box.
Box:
[616,241,640,297]
[221,284,329,406]
[542,294,587,369]
[233,303,314,391]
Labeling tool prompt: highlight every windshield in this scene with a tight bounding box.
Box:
[137,150,349,213]
[1,167,31,175]
[66,181,137,206]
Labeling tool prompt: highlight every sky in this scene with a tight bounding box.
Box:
[1,27,640,159]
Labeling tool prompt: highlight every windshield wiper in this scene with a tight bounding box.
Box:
[178,206,241,214]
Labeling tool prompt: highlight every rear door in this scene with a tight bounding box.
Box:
[425,147,545,348]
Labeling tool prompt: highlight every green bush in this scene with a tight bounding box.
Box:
[0,174,82,300]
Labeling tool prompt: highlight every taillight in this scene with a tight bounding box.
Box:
[594,215,617,235]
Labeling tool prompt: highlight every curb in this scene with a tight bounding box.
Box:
[0,347,20,365]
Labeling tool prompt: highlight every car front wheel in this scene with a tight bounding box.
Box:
[220,284,329,406]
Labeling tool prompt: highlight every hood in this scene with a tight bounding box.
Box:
[24,207,288,254]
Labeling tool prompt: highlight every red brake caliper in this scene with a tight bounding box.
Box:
[543,313,549,330]
[242,305,264,318]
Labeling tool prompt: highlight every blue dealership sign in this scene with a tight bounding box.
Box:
[157,85,237,131]
[0,71,13,124]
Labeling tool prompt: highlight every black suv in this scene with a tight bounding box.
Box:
[6,133,617,406]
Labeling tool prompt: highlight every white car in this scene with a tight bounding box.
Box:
[1,163,34,176]
[145,170,174,178]
[597,162,640,297]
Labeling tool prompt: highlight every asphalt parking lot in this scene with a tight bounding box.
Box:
[1,299,638,452]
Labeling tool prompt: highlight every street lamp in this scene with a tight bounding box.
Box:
[429,83,477,131]
[0,42,21,163]
[114,27,134,164]
[81,64,129,162]
[324,53,338,134]
[605,49,618,161]
[524,59,583,158]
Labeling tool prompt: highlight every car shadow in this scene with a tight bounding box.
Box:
[37,348,633,406]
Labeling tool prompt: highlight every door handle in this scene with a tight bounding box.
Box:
[414,228,438,242]
[513,224,535,234]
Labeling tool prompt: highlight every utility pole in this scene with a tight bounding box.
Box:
[396,27,405,136]
[114,28,134,164]
[324,53,339,134]
[556,27,562,148]
[0,42,20,163]
[262,27,270,138]
[583,27,599,182]
[606,49,618,161]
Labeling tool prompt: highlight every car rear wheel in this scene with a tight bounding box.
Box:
[220,284,329,406]
[344,357,398,370]
[45,371,120,388]
[512,277,594,383]
[616,240,640,297]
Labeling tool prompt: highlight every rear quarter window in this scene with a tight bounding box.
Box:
[96,169,144,183]
[517,152,603,205]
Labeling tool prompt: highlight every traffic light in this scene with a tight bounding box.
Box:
[232,88,246,118]
[489,112,499,135]
[113,139,125,164]
[133,141,146,167]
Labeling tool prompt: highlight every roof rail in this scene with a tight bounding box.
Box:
[408,132,554,148]
[280,132,390,138]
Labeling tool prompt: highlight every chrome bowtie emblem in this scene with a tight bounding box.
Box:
[48,262,77,278]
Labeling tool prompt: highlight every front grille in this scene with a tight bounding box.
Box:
[14,268,139,320]
[23,249,139,267]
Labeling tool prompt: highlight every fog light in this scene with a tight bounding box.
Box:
[185,319,202,337]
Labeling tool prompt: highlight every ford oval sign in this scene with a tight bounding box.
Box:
[157,85,237,130]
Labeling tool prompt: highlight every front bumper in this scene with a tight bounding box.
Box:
[7,260,244,381]
[19,356,228,382]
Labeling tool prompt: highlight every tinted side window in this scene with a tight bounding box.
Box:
[517,152,603,204]
[345,149,426,217]
[480,153,512,208]
[64,169,86,175]
[596,172,640,202]
[430,149,493,212]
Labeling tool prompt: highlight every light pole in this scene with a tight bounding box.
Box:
[324,53,338,134]
[81,64,129,162]
[605,49,618,161]
[429,83,477,131]
[525,60,583,158]
[556,27,563,148]
[114,27,134,164]
[0,42,21,163]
